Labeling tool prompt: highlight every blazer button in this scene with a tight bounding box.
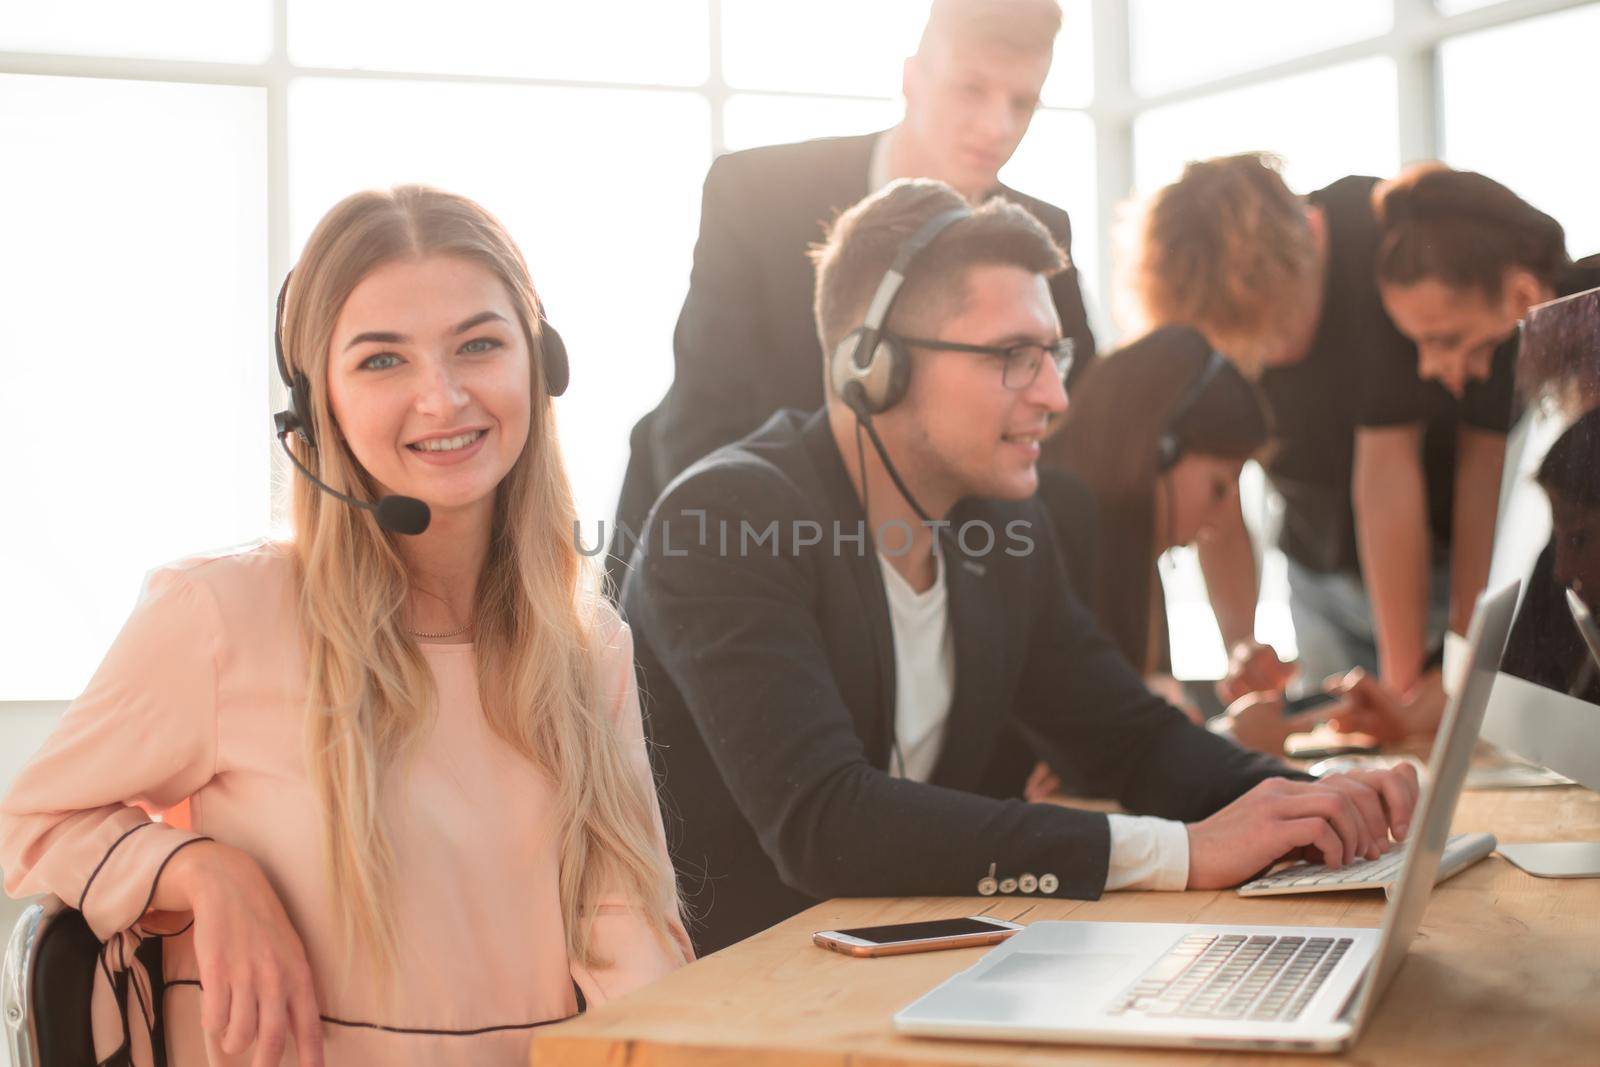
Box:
[999,877,1018,894]
[1039,873,1059,894]
[1018,873,1038,893]
[978,876,998,895]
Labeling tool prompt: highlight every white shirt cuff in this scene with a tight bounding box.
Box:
[1104,813,1191,891]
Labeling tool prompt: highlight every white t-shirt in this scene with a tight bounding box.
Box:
[878,551,956,783]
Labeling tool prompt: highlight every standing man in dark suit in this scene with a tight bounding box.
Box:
[623,179,1421,955]
[609,0,1095,587]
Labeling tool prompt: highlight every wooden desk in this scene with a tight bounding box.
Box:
[532,785,1600,1065]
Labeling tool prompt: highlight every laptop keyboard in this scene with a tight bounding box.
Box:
[1109,933,1354,1021]
[1237,831,1493,895]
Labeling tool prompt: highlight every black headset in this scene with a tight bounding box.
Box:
[271,270,569,450]
[1154,348,1227,473]
[828,206,973,416]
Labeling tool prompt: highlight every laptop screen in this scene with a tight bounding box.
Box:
[1342,582,1519,1026]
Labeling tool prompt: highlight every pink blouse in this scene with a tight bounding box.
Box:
[0,541,690,1065]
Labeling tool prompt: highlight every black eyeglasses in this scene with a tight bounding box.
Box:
[890,333,1074,391]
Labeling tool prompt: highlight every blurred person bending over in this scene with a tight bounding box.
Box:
[1124,153,1516,726]
[1042,325,1273,724]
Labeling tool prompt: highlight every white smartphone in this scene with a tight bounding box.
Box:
[812,915,1024,958]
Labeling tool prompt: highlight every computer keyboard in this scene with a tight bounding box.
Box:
[1108,933,1353,1021]
[1237,831,1497,897]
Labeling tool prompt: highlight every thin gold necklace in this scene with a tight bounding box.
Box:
[409,620,472,639]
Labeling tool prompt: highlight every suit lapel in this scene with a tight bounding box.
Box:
[928,523,1010,791]
[800,412,898,766]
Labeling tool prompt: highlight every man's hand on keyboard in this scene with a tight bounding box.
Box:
[1313,763,1420,848]
[1184,768,1420,891]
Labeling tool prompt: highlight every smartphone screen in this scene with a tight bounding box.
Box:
[1283,690,1338,717]
[833,917,1008,945]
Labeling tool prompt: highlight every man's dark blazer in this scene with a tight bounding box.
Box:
[622,408,1297,955]
[608,131,1097,590]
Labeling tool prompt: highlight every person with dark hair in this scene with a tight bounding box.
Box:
[1042,326,1271,713]
[623,178,1419,955]
[1374,163,1599,400]
[608,0,1097,594]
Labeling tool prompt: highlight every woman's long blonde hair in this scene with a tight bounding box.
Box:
[279,185,681,973]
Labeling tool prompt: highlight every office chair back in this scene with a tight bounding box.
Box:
[4,897,168,1067]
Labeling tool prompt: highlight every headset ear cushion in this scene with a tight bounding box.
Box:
[878,335,912,411]
[290,370,317,447]
[539,320,569,397]
[1155,432,1178,472]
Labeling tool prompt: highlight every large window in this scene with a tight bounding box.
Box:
[3,0,1598,697]
[1439,3,1600,256]
[0,73,269,698]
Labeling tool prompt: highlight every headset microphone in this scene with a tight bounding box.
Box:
[847,390,986,578]
[274,428,432,535]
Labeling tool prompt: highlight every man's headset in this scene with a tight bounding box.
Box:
[826,204,991,585]
[271,271,570,535]
[829,206,973,416]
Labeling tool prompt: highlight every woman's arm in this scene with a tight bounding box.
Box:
[1197,494,1259,650]
[0,567,219,938]
[1451,426,1507,636]
[1199,496,1296,701]
[571,610,693,1006]
[0,564,324,1067]
[1353,425,1433,691]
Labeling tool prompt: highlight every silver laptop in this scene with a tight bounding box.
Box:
[894,581,1519,1054]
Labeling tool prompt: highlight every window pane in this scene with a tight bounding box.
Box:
[0,0,270,63]
[1130,0,1390,96]
[1043,0,1094,109]
[0,74,269,699]
[1132,58,1399,195]
[289,80,711,535]
[998,109,1100,323]
[1441,4,1600,257]
[721,94,899,153]
[720,0,923,97]
[721,0,1092,107]
[289,0,709,86]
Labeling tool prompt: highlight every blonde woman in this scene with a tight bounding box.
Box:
[0,186,690,1067]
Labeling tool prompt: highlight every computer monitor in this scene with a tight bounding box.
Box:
[1480,285,1600,877]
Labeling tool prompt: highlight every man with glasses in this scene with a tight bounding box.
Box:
[608,0,1095,592]
[624,181,1419,954]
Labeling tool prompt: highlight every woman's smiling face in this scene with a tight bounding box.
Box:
[324,255,533,520]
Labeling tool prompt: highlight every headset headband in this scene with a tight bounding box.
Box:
[1156,349,1228,472]
[856,206,973,348]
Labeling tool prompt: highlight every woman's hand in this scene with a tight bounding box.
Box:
[153,840,325,1067]
[1023,761,1062,802]
[1216,640,1298,704]
[1325,668,1447,741]
[1209,690,1329,754]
